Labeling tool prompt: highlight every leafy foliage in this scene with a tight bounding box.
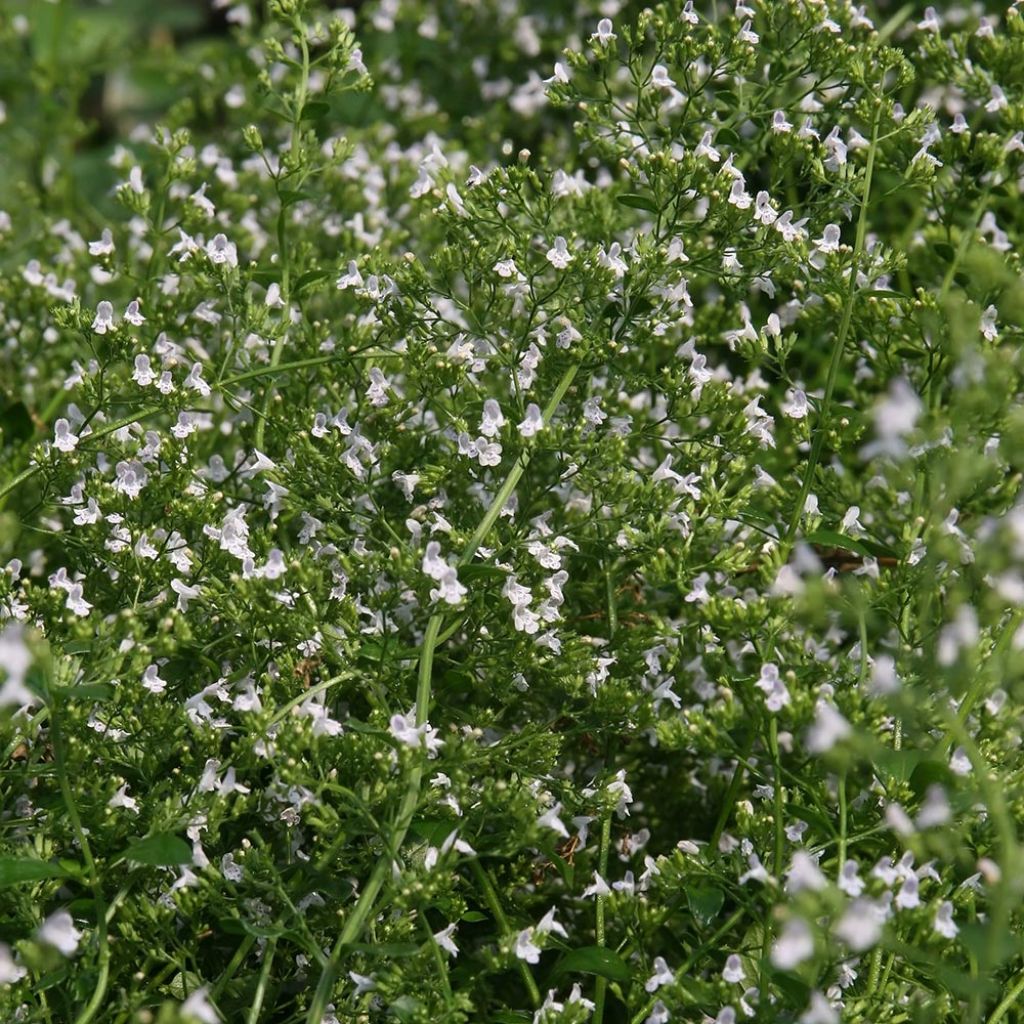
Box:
[2,1,1024,1023]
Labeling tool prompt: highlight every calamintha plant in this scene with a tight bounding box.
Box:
[3,0,1024,1022]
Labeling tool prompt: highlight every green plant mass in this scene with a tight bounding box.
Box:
[2,1,1024,1022]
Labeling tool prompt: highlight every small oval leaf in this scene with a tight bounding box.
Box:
[0,857,71,887]
[551,946,631,983]
[118,833,192,866]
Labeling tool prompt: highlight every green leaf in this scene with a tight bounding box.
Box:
[686,883,724,928]
[458,563,508,583]
[0,398,33,444]
[116,833,192,867]
[300,100,331,122]
[461,910,487,923]
[61,683,113,702]
[873,748,923,785]
[616,193,659,214]
[0,857,71,887]
[804,528,897,561]
[551,946,631,984]
[296,268,331,295]
[279,189,314,209]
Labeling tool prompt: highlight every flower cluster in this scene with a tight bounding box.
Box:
[3,1,1024,1023]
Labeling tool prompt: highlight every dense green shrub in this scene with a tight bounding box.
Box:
[3,1,1024,1022]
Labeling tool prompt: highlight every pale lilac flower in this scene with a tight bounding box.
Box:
[206,233,238,267]
[0,943,25,984]
[91,300,116,334]
[518,403,544,437]
[389,709,443,755]
[53,418,79,453]
[514,928,542,963]
[545,236,572,268]
[593,17,616,43]
[756,663,790,712]
[645,956,674,992]
[124,299,145,325]
[805,702,851,754]
[37,910,82,957]
[771,918,814,969]
[181,987,220,1023]
[142,664,167,694]
[651,64,675,89]
[934,901,958,939]
[723,954,745,983]
[88,228,114,256]
[434,923,459,957]
[834,899,884,951]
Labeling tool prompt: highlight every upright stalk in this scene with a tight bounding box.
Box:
[782,108,882,557]
[306,358,582,1022]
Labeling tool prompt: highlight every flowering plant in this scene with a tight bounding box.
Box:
[3,1,1024,1023]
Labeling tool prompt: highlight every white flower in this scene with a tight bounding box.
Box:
[123,299,145,325]
[514,928,542,963]
[805,702,851,754]
[0,943,25,984]
[645,956,674,992]
[838,860,864,897]
[518,403,544,437]
[786,851,827,893]
[206,233,238,268]
[37,910,83,957]
[480,398,505,437]
[756,663,790,712]
[0,624,35,708]
[651,64,675,89]
[771,918,814,970]
[834,899,884,951]
[221,853,243,882]
[89,228,115,256]
[537,802,569,838]
[181,987,221,1023]
[108,784,139,813]
[142,663,167,694]
[366,367,391,407]
[65,583,93,617]
[895,875,920,909]
[723,954,745,984]
[545,236,572,268]
[53,418,79,453]
[184,362,211,397]
[91,300,116,334]
[434,923,459,957]
[933,901,958,939]
[132,354,156,386]
[536,907,568,938]
[800,991,839,1024]
[593,18,616,43]
[389,709,444,755]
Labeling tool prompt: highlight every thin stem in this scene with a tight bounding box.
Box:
[987,966,1024,1024]
[469,860,541,1006]
[51,699,111,1024]
[782,107,882,557]
[255,15,311,452]
[305,357,582,1023]
[246,938,278,1024]
[593,814,613,1024]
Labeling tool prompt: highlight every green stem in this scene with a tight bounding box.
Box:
[782,107,882,557]
[255,16,311,452]
[468,861,541,1007]
[51,700,111,1024]
[305,357,582,1023]
[593,814,613,1024]
[246,938,277,1024]
[988,966,1024,1024]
